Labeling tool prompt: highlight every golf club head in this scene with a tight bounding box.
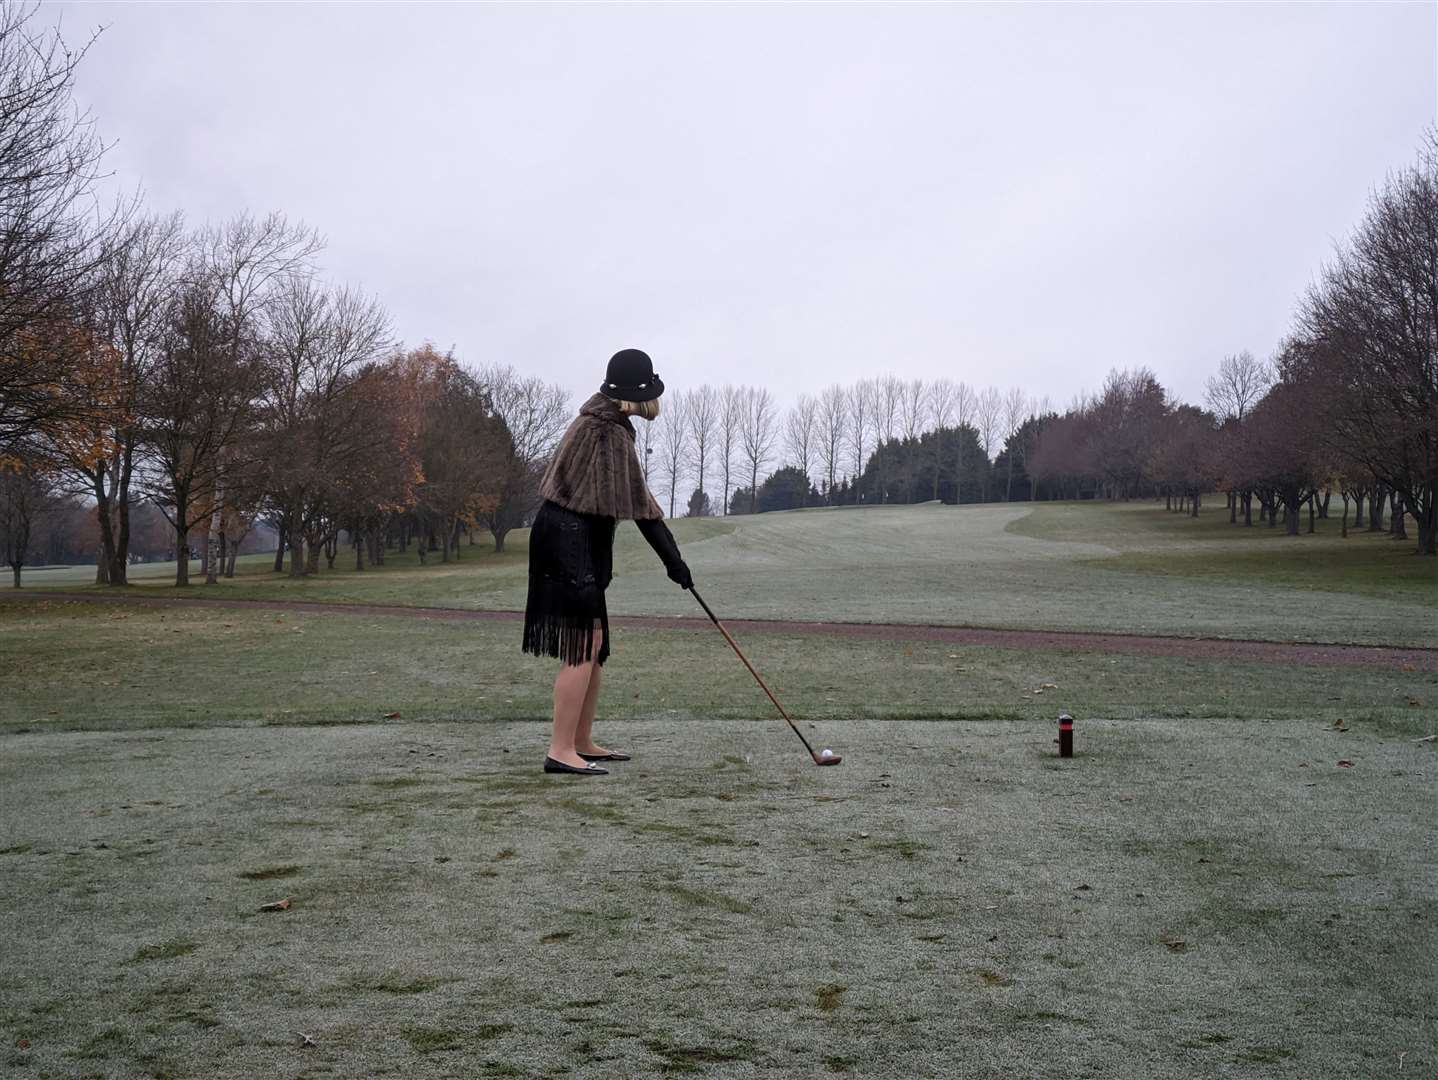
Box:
[814,754,843,766]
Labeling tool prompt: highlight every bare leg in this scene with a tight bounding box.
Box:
[575,648,606,756]
[546,623,605,768]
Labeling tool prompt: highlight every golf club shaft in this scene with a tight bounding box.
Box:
[689,588,820,762]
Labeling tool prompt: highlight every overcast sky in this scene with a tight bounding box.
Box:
[61,1,1436,412]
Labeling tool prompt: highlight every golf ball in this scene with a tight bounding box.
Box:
[820,748,834,758]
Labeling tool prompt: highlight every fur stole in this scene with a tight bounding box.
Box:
[539,393,664,521]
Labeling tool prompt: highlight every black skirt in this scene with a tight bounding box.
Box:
[522,500,617,666]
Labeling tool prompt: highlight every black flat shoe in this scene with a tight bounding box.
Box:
[543,756,608,776]
[578,751,631,762]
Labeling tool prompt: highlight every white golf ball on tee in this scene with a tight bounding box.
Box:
[820,748,834,759]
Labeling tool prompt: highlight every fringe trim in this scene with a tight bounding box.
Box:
[522,580,609,667]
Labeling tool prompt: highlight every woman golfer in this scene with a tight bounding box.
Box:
[523,348,693,776]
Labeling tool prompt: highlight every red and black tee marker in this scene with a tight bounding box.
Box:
[1058,713,1074,758]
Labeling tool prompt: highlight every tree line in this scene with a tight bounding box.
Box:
[1026,136,1437,555]
[652,137,1437,561]
[3,7,1432,586]
[0,8,572,587]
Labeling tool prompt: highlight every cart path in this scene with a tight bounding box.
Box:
[7,589,1436,672]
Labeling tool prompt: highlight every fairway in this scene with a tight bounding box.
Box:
[34,502,1438,647]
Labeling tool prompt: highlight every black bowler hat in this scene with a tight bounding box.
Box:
[599,348,665,403]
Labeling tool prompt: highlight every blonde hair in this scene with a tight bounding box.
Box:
[617,397,661,421]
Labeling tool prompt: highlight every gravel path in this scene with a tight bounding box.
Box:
[8,589,1435,672]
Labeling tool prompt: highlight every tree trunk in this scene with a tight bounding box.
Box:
[1318,490,1331,519]
[1307,493,1315,534]
[175,520,190,586]
[493,527,508,554]
[109,445,134,586]
[10,561,20,588]
[1190,490,1199,518]
[1353,492,1365,530]
[1416,497,1437,555]
[274,526,287,572]
[1227,489,1236,524]
[288,527,305,579]
[90,467,117,587]
[205,488,221,583]
[305,533,322,575]
[1391,492,1407,540]
[1369,486,1386,531]
[1285,495,1300,536]
[1242,491,1252,527]
[355,531,365,572]
[1340,494,1349,538]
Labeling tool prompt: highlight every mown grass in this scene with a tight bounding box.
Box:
[23,499,1436,645]
[1,716,1432,1078]
[1,600,1433,735]
[1011,499,1438,598]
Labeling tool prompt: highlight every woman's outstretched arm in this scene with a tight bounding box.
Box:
[635,517,693,589]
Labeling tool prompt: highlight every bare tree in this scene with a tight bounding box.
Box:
[817,383,847,501]
[685,383,718,510]
[202,214,321,581]
[739,386,779,514]
[928,379,957,500]
[414,354,507,562]
[975,386,1003,501]
[137,277,253,585]
[1294,136,1438,554]
[655,389,689,518]
[254,278,391,577]
[952,380,975,504]
[0,454,57,587]
[900,378,928,500]
[1001,386,1031,502]
[784,393,818,505]
[76,212,186,585]
[475,363,569,552]
[0,6,113,455]
[846,379,876,503]
[874,375,902,502]
[718,384,743,515]
[1204,351,1271,422]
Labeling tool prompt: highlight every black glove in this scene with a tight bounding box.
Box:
[667,559,693,590]
[636,518,693,590]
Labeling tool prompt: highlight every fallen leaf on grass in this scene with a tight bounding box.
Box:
[1336,760,1355,768]
[1331,720,1349,732]
[1160,938,1188,953]
[383,712,401,720]
[16,1038,29,1049]
[297,1031,316,1048]
[259,898,291,912]
[1415,735,1436,744]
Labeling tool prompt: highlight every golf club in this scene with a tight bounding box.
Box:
[689,587,842,767]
